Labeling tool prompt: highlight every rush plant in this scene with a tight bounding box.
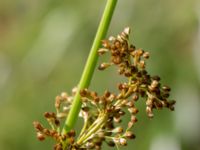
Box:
[33,0,176,150]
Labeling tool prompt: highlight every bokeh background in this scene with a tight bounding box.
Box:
[0,0,200,150]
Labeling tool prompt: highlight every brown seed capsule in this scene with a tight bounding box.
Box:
[107,141,115,147]
[119,138,127,146]
[55,96,61,109]
[124,131,136,139]
[128,107,139,114]
[95,145,101,150]
[54,144,63,150]
[154,101,163,109]
[80,89,89,97]
[61,134,67,141]
[128,121,134,128]
[118,83,124,91]
[129,44,136,52]
[37,132,45,141]
[119,110,125,116]
[98,63,111,70]
[124,27,131,35]
[114,117,122,123]
[168,100,176,105]
[169,106,175,111]
[33,121,44,131]
[132,94,139,101]
[102,40,110,48]
[131,115,138,123]
[124,70,132,77]
[146,99,153,107]
[82,106,89,112]
[43,129,50,136]
[69,137,75,144]
[137,48,144,56]
[112,56,122,64]
[143,52,150,59]
[139,60,145,69]
[151,75,161,81]
[98,48,108,55]
[163,93,170,98]
[109,36,116,41]
[151,80,159,88]
[126,101,135,107]
[162,85,171,92]
[90,91,98,98]
[50,130,57,137]
[130,65,138,73]
[114,40,121,48]
[146,107,154,118]
[94,97,100,103]
[112,127,123,133]
[61,92,68,99]
[68,130,76,137]
[104,90,111,98]
[118,67,125,74]
[44,112,51,118]
[54,119,60,126]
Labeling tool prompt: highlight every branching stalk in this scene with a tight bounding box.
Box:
[62,0,118,134]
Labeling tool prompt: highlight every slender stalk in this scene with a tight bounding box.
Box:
[62,0,118,134]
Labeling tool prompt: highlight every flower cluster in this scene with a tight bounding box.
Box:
[98,27,175,118]
[33,91,76,150]
[33,27,175,150]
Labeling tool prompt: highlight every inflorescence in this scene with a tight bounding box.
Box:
[33,27,176,150]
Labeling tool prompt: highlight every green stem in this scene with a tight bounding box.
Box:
[62,0,118,134]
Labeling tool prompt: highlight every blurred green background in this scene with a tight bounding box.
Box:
[0,0,200,150]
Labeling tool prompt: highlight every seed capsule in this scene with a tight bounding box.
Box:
[128,107,139,114]
[98,63,111,70]
[152,75,161,81]
[146,107,154,118]
[107,141,115,147]
[98,48,108,55]
[143,52,150,59]
[162,85,171,92]
[131,115,138,123]
[33,121,44,131]
[124,27,131,35]
[37,132,45,141]
[61,92,68,100]
[102,40,110,48]
[112,127,123,133]
[151,80,159,88]
[124,131,136,139]
[132,94,139,101]
[119,138,127,146]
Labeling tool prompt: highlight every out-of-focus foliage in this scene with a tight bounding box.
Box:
[0,0,200,150]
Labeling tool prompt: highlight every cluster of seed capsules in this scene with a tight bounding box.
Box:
[33,91,77,150]
[33,27,175,150]
[73,27,176,149]
[98,27,176,118]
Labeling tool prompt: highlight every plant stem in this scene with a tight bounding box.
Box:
[62,0,118,134]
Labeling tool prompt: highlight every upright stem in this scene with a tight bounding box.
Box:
[62,0,118,134]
